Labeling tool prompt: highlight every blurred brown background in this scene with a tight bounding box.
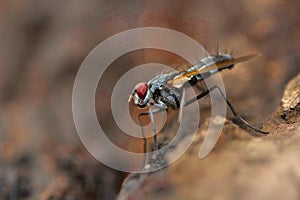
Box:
[0,0,299,199]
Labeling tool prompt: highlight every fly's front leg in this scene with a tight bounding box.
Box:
[137,113,147,154]
[151,103,168,151]
[137,104,167,166]
[178,87,186,123]
[184,85,269,135]
[149,108,158,151]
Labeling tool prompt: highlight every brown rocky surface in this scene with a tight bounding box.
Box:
[117,73,300,200]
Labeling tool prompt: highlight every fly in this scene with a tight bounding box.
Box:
[128,52,268,165]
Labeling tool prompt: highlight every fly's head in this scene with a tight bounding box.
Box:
[128,82,151,108]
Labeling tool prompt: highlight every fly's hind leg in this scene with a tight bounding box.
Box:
[184,85,268,135]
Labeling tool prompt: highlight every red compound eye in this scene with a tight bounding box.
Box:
[136,82,148,100]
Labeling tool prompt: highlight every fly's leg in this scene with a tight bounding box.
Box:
[137,106,167,167]
[178,88,186,123]
[137,113,147,154]
[149,108,158,151]
[184,85,269,135]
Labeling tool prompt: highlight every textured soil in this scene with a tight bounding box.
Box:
[118,74,300,200]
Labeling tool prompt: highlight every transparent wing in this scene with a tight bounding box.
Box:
[170,57,194,72]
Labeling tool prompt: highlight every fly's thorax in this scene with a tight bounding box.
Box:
[151,83,181,110]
